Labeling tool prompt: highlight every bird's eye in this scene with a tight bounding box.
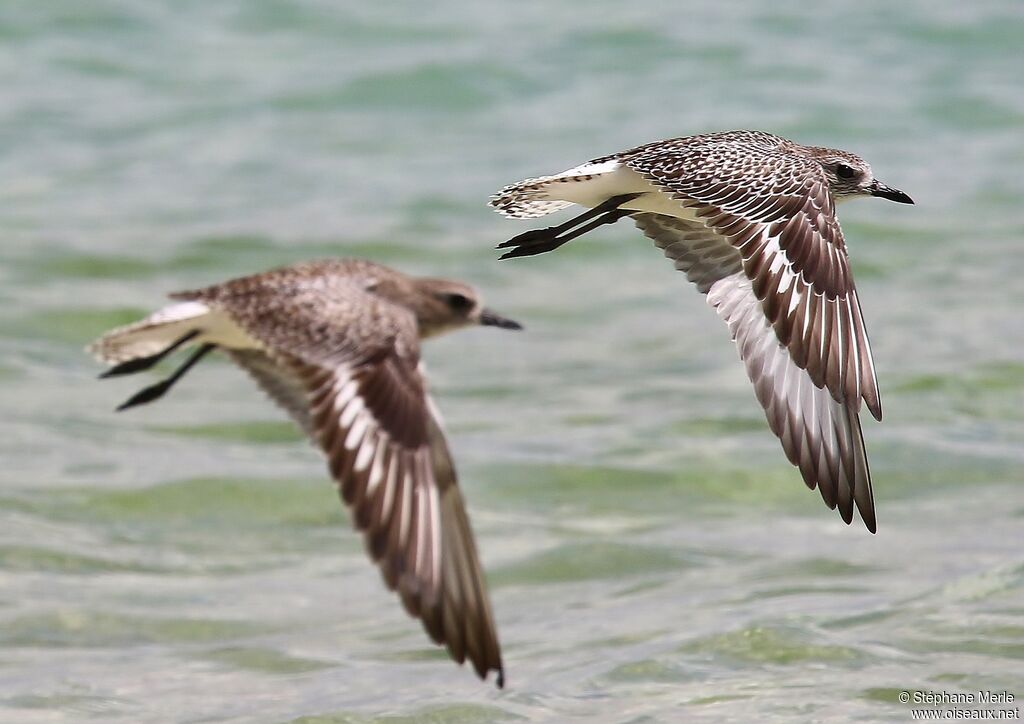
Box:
[445,293,473,311]
[835,164,857,179]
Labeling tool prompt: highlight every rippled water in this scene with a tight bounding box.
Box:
[2,1,1023,722]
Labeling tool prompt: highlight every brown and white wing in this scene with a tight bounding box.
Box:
[633,213,875,531]
[289,351,503,685]
[708,272,874,530]
[215,285,503,685]
[625,149,882,422]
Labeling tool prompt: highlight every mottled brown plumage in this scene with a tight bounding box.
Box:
[491,130,914,532]
[90,258,521,686]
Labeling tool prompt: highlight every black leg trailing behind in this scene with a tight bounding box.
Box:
[496,193,642,260]
[116,343,216,411]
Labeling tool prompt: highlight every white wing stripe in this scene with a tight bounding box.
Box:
[398,469,413,549]
[379,453,399,523]
[345,410,369,451]
[334,377,358,411]
[353,426,376,471]
[365,435,388,496]
[429,484,442,592]
[708,272,871,522]
[845,297,862,401]
[339,395,364,428]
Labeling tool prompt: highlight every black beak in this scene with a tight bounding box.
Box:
[869,180,914,204]
[479,308,523,330]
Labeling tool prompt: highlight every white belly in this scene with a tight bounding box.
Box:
[547,161,700,222]
[196,308,264,350]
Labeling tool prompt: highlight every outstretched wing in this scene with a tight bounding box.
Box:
[293,353,503,684]
[624,143,881,421]
[209,281,504,685]
[633,212,876,531]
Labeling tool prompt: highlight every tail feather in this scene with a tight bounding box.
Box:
[489,160,629,219]
[88,301,210,364]
[489,175,573,219]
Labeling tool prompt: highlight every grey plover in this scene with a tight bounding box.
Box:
[490,130,914,533]
[89,258,522,686]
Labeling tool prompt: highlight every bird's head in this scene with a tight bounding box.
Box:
[807,148,914,206]
[410,278,523,338]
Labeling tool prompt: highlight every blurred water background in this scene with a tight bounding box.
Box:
[1,1,1022,722]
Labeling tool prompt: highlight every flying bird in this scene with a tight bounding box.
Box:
[490,130,914,532]
[89,258,521,686]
